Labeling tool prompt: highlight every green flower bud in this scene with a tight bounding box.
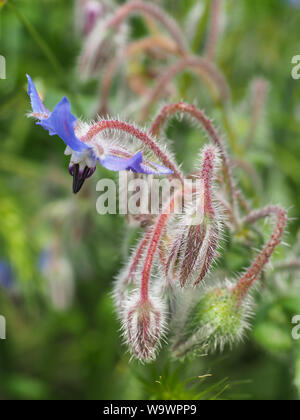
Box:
[171,282,252,358]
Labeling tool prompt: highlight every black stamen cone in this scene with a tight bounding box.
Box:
[72,164,91,194]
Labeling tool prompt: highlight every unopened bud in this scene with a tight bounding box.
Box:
[168,215,220,287]
[76,0,106,37]
[166,146,222,287]
[121,291,166,363]
[171,282,252,358]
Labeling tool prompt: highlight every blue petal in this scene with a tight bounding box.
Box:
[26,74,49,116]
[100,151,173,175]
[38,97,90,152]
[100,151,144,171]
[140,160,173,175]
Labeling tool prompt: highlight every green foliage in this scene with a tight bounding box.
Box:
[0,0,300,400]
[137,365,231,400]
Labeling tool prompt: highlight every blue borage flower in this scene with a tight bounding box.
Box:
[286,0,300,7]
[26,75,173,193]
[0,261,14,289]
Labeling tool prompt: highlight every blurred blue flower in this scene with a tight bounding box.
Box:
[285,0,300,7]
[26,75,173,193]
[0,260,14,289]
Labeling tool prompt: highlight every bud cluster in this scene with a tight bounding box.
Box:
[27,0,291,364]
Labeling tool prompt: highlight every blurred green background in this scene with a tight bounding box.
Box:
[0,0,300,400]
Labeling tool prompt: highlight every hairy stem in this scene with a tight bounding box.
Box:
[98,35,178,115]
[150,102,236,212]
[139,55,229,121]
[205,0,223,62]
[233,205,287,300]
[141,195,177,302]
[82,119,183,180]
[107,0,188,54]
[128,228,153,283]
[200,147,216,216]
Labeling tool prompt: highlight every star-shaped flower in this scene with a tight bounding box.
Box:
[26,75,173,192]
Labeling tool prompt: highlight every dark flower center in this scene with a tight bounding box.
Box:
[69,164,95,193]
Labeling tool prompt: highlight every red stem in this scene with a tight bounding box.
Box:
[81,119,183,180]
[140,195,177,302]
[140,56,229,120]
[205,0,223,62]
[97,35,179,116]
[108,0,188,54]
[128,228,153,283]
[233,205,287,301]
[200,147,215,216]
[150,102,235,210]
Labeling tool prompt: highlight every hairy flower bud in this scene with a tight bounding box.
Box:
[79,0,105,37]
[121,291,166,362]
[167,215,220,287]
[171,282,252,358]
[166,146,222,287]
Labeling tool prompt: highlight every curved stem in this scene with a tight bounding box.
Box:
[128,228,153,283]
[127,35,177,56]
[205,0,223,62]
[140,195,177,302]
[139,55,229,121]
[108,0,188,55]
[98,35,178,115]
[150,102,236,212]
[82,119,183,180]
[233,205,287,301]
